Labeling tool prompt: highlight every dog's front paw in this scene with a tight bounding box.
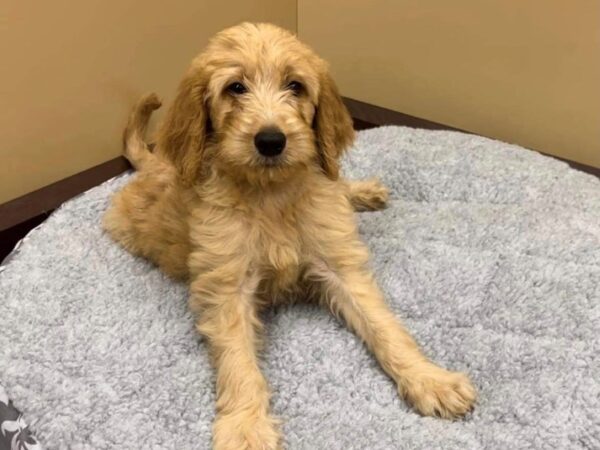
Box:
[348,178,390,212]
[360,179,389,211]
[213,410,281,450]
[398,363,476,419]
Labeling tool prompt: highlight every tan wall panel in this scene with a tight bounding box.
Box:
[1,0,295,203]
[299,1,600,168]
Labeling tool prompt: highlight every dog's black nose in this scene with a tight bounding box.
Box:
[254,128,286,157]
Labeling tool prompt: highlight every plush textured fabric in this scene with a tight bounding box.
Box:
[1,126,599,449]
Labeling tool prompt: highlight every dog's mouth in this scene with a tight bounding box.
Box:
[257,155,284,168]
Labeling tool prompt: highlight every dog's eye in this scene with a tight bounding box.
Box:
[227,82,247,95]
[286,81,304,95]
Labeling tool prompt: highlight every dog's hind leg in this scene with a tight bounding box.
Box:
[344,178,389,212]
[104,94,191,280]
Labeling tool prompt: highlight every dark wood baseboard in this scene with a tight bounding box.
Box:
[0,156,131,233]
[352,117,378,131]
[0,213,51,263]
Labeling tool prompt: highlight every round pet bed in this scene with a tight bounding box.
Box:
[1,126,599,449]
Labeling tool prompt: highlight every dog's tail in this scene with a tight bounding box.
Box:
[123,93,162,170]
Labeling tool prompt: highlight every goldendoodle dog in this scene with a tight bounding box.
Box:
[104,22,476,450]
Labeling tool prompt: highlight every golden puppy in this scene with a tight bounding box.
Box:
[104,23,476,450]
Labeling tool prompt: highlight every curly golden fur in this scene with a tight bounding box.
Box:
[104,23,476,450]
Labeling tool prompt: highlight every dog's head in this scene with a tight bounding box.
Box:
[157,23,354,185]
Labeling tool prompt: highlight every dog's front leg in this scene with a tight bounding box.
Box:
[190,267,280,450]
[309,257,476,419]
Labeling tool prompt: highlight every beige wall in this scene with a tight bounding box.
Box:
[1,0,295,203]
[299,0,600,168]
[3,2,599,204]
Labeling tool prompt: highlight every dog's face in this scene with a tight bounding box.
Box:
[206,25,321,180]
[157,23,354,185]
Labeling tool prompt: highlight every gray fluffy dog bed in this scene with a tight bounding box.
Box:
[1,126,599,449]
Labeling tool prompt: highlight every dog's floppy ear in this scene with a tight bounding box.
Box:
[313,70,355,180]
[157,65,209,185]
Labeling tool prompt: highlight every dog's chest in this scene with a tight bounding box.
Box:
[252,208,306,291]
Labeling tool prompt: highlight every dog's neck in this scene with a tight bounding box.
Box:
[197,164,319,210]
